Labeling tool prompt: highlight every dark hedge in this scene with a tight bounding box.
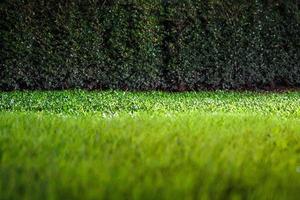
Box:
[1,0,299,91]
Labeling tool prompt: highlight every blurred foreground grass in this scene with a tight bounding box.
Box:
[1,91,300,200]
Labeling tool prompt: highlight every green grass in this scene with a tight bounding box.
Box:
[1,90,300,200]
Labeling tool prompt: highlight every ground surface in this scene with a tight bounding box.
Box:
[1,91,300,200]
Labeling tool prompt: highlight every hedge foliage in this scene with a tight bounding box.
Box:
[1,0,299,91]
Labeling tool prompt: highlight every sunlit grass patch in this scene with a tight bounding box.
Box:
[0,91,300,200]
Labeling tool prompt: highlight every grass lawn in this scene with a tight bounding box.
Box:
[1,90,300,200]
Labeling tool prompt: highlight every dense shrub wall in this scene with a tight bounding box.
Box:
[1,0,299,91]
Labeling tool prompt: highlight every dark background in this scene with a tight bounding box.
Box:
[1,0,299,91]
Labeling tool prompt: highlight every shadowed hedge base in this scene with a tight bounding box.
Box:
[1,0,299,91]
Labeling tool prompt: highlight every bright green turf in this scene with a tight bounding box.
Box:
[1,91,300,200]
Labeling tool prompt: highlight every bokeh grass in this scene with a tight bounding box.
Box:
[1,91,300,200]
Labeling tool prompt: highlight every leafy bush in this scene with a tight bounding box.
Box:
[161,0,300,90]
[0,0,299,91]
